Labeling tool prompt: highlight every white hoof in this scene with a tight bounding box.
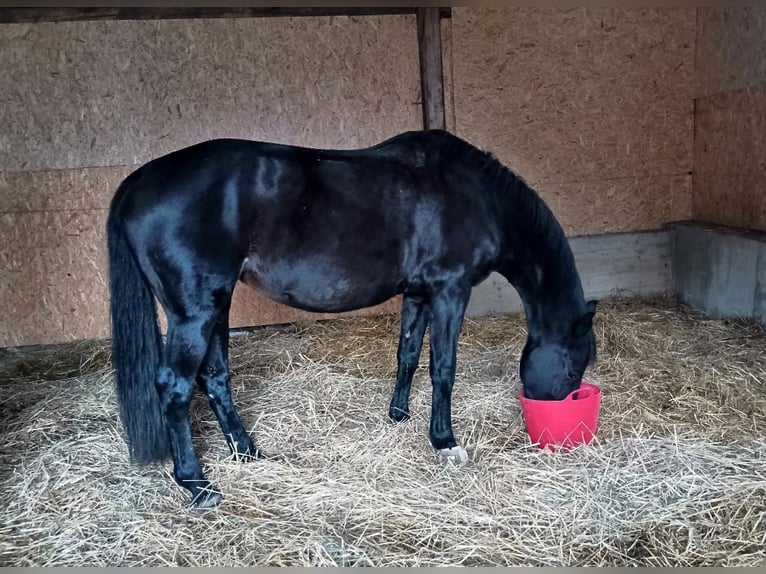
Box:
[437,445,469,465]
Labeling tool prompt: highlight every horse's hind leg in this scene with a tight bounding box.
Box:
[197,301,260,459]
[427,283,471,464]
[389,295,430,422]
[158,310,222,508]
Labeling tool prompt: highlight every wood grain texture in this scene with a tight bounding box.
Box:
[693,89,766,232]
[695,7,766,98]
[0,15,420,172]
[417,7,445,130]
[0,166,123,346]
[441,17,456,133]
[0,166,133,214]
[693,7,766,232]
[0,210,109,346]
[537,174,692,236]
[448,7,695,234]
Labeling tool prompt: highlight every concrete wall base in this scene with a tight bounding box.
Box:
[669,221,766,324]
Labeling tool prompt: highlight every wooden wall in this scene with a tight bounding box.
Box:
[443,8,696,237]
[2,8,734,348]
[0,15,420,347]
[693,7,766,232]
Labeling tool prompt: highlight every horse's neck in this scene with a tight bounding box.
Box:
[505,253,584,339]
[497,208,585,339]
[467,149,586,335]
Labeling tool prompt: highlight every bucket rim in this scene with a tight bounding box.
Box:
[518,381,601,404]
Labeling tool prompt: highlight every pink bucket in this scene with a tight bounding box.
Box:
[519,382,602,450]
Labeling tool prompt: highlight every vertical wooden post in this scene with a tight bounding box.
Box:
[417,7,446,131]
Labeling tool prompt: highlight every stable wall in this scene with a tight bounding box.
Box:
[443,7,696,236]
[4,8,750,348]
[0,15,420,347]
[693,7,766,232]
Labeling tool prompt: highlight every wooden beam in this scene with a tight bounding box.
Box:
[0,7,421,24]
[417,7,446,131]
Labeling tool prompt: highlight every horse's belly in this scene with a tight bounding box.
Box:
[240,256,397,313]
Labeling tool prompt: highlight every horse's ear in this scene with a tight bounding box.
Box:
[572,300,598,339]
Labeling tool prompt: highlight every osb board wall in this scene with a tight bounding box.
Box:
[694,7,766,97]
[693,7,766,232]
[0,168,131,347]
[0,16,420,171]
[445,7,696,236]
[0,15,420,347]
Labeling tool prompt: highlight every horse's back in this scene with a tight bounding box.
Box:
[112,129,468,205]
[108,130,502,312]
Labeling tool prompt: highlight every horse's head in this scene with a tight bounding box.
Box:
[519,300,598,400]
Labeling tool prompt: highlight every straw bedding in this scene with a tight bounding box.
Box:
[0,296,764,566]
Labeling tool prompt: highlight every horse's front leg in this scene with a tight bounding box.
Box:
[427,283,471,464]
[389,295,430,422]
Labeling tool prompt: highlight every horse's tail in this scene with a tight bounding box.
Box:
[106,189,169,465]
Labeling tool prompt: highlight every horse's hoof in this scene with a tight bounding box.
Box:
[388,406,410,423]
[437,445,469,465]
[192,489,223,509]
[233,447,265,462]
[230,438,264,462]
[250,448,268,460]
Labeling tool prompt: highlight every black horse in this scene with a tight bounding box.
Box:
[107,129,597,507]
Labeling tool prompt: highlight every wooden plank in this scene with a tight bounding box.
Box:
[417,7,446,130]
[0,7,420,24]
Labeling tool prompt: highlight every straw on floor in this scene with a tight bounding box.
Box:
[0,296,764,566]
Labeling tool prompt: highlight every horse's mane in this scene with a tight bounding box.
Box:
[446,135,581,300]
